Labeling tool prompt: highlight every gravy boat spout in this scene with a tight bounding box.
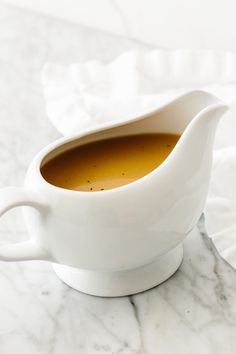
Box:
[142,91,229,252]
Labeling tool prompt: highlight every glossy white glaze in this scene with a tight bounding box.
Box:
[0,90,228,295]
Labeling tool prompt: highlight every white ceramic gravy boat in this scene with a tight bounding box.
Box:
[0,91,228,296]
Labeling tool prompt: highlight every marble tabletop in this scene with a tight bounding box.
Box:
[0,3,236,354]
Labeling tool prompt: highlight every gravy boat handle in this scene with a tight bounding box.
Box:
[0,187,49,261]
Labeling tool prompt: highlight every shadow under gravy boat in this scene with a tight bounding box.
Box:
[0,91,228,296]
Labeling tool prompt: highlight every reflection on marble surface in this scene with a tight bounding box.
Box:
[0,3,236,354]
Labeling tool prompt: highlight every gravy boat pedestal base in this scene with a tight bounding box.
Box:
[52,244,183,297]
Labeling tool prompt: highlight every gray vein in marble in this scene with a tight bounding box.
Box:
[128,296,143,354]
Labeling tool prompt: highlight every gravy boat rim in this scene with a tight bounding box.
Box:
[32,90,227,196]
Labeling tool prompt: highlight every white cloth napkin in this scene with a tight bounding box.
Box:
[42,50,236,269]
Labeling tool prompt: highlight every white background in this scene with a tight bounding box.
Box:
[3,0,236,50]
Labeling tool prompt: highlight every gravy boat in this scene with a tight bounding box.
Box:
[0,91,228,296]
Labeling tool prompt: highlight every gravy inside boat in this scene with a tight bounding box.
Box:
[41,133,180,192]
